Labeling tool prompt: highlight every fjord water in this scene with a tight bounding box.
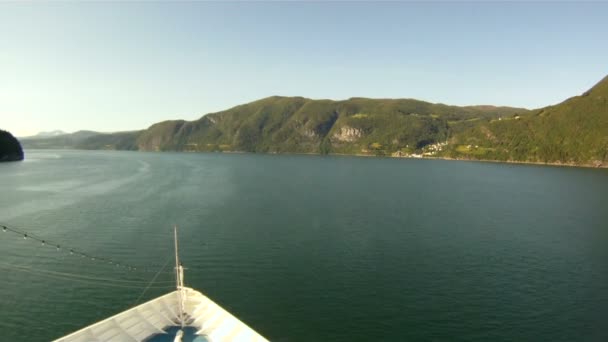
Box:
[0,150,607,341]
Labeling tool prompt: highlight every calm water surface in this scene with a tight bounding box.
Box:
[0,150,607,341]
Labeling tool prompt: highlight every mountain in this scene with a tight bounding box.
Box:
[21,130,103,149]
[21,97,527,155]
[21,75,608,167]
[445,76,608,166]
[132,97,527,155]
[77,131,140,150]
[0,130,24,162]
[23,130,68,139]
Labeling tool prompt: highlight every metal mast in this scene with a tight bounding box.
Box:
[174,225,185,329]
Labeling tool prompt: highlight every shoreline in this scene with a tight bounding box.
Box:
[416,156,607,169]
[23,148,607,170]
[287,151,607,169]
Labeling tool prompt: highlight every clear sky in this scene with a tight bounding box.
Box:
[1,2,607,137]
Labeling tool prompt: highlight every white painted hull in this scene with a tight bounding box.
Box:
[54,287,268,342]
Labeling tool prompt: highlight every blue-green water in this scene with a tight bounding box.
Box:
[1,150,607,341]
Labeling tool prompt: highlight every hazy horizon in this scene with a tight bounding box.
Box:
[2,2,607,136]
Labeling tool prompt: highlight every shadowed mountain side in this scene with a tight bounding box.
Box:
[0,130,24,162]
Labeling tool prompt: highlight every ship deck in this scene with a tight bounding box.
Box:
[54,288,268,342]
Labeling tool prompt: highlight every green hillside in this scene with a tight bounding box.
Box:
[132,96,526,156]
[445,76,608,166]
[20,75,608,167]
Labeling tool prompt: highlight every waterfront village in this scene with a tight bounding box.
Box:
[391,141,449,158]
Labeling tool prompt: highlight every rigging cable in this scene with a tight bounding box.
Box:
[1,223,172,273]
[132,256,173,306]
[0,261,174,289]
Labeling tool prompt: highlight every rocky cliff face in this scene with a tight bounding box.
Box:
[332,126,364,142]
[0,130,24,162]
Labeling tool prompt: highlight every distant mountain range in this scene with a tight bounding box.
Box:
[21,75,608,167]
[22,130,67,139]
[22,130,105,149]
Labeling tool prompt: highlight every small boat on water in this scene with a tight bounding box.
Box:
[54,227,269,342]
